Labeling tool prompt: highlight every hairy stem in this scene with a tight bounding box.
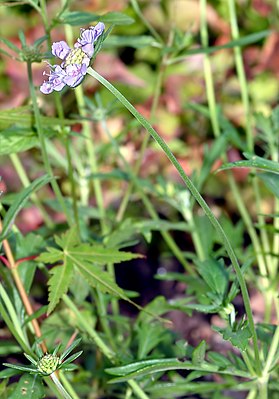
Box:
[27,61,72,224]
[87,67,261,375]
[0,219,47,353]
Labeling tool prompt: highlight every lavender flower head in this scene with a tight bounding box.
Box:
[40,22,105,94]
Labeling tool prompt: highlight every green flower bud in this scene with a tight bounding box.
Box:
[20,45,44,63]
[37,354,61,375]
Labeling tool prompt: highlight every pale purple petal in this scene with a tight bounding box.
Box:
[90,22,105,41]
[40,76,66,94]
[40,81,54,94]
[52,41,71,59]
[79,43,94,58]
[63,63,87,87]
[80,56,90,68]
[53,65,66,75]
[79,23,103,43]
[52,78,66,91]
[74,22,105,58]
[40,65,67,94]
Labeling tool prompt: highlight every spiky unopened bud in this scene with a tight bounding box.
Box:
[37,354,61,375]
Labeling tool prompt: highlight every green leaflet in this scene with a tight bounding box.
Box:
[47,262,74,315]
[76,261,127,299]
[192,340,207,366]
[68,243,143,264]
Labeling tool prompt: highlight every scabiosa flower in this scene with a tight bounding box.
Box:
[40,22,105,94]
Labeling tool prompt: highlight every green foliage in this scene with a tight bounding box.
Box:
[192,340,206,365]
[213,323,252,351]
[60,11,134,26]
[258,172,279,199]
[219,153,279,174]
[8,374,44,399]
[106,355,251,383]
[0,175,53,242]
[0,1,278,398]
[0,127,49,155]
[104,35,156,49]
[37,227,142,314]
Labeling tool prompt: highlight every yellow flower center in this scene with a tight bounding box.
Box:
[64,48,87,66]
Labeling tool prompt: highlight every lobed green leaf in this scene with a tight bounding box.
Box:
[213,325,252,351]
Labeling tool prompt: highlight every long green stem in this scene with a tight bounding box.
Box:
[64,137,81,238]
[9,153,53,228]
[116,45,166,222]
[269,124,279,277]
[227,0,274,323]
[39,0,50,35]
[199,0,268,281]
[200,0,220,137]
[199,0,263,374]
[100,110,193,275]
[0,283,31,354]
[227,175,267,278]
[63,22,106,233]
[61,22,115,364]
[127,379,150,399]
[87,66,261,375]
[59,371,80,399]
[62,295,116,362]
[113,30,193,272]
[130,0,163,44]
[262,325,279,376]
[27,61,72,224]
[63,296,150,399]
[53,87,81,238]
[227,0,253,152]
[50,373,73,399]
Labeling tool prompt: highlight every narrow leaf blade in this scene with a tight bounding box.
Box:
[0,175,53,242]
